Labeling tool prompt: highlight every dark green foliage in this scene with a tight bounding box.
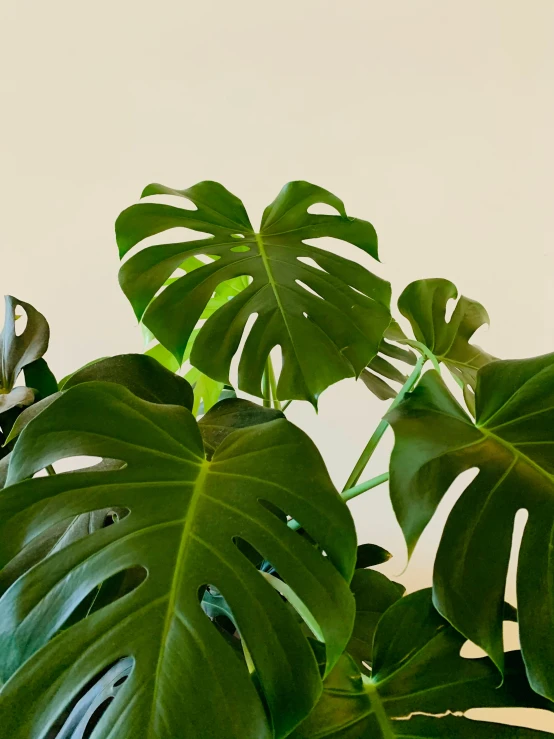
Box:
[0,181,552,739]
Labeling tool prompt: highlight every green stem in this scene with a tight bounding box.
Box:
[408,340,441,373]
[287,471,389,530]
[341,472,389,502]
[46,464,56,476]
[342,354,426,492]
[266,358,281,411]
[261,363,271,408]
[281,399,292,412]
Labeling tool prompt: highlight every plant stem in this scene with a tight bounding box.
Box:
[261,363,271,408]
[342,354,426,492]
[46,464,56,476]
[407,340,441,373]
[281,399,292,412]
[265,357,282,411]
[341,471,389,502]
[287,471,389,530]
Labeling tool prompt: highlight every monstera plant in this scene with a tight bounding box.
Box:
[0,180,553,738]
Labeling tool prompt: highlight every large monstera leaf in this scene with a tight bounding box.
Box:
[116,180,392,406]
[292,590,552,738]
[0,382,356,739]
[386,353,554,702]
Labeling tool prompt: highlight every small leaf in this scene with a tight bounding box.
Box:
[355,543,392,569]
[0,296,50,391]
[360,369,397,400]
[359,323,414,401]
[398,278,495,389]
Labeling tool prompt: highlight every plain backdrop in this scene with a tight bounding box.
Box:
[2,0,554,731]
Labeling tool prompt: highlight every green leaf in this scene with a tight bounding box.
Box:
[398,278,495,398]
[63,353,194,409]
[3,357,192,600]
[346,569,404,673]
[3,392,63,446]
[359,322,416,401]
[116,180,391,406]
[0,381,356,739]
[185,366,224,415]
[22,358,58,401]
[386,355,554,701]
[144,342,180,373]
[143,264,248,415]
[0,454,9,488]
[390,715,554,738]
[293,590,552,738]
[0,295,50,392]
[199,397,284,459]
[360,368,398,401]
[0,499,124,596]
[355,543,392,569]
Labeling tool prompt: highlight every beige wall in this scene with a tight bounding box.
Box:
[2,0,554,731]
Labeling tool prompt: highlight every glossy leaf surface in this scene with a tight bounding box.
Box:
[0,382,356,739]
[199,397,284,459]
[387,355,554,701]
[144,266,248,415]
[293,590,552,738]
[117,180,391,405]
[63,353,194,409]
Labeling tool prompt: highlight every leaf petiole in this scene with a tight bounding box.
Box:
[287,472,389,530]
[342,355,426,491]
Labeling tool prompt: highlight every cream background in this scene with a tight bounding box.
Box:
[2,0,554,732]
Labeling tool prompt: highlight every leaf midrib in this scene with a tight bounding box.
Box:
[146,458,209,739]
[253,232,306,394]
[367,681,396,739]
[479,427,554,486]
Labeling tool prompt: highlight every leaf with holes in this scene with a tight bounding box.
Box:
[2,353,192,592]
[0,381,356,739]
[397,278,495,412]
[116,180,392,406]
[292,589,552,738]
[359,321,417,401]
[0,295,57,458]
[144,264,249,415]
[386,354,554,702]
[0,295,50,393]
